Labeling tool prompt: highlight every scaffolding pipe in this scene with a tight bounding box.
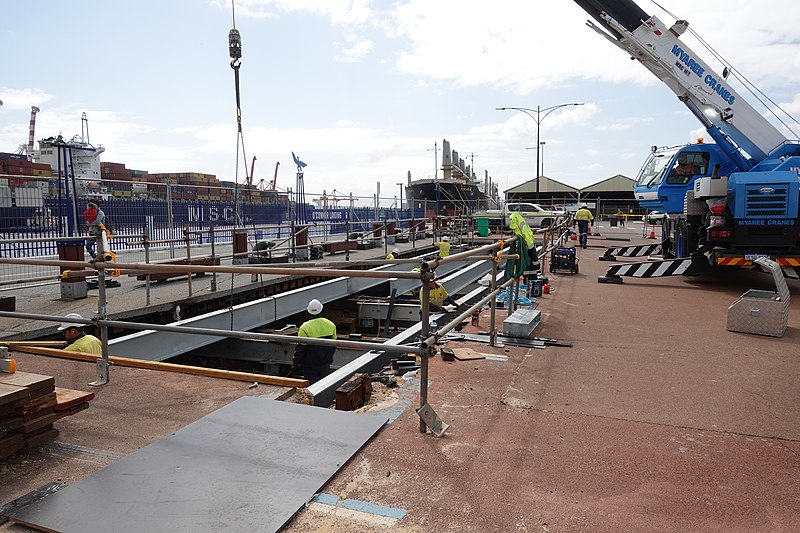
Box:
[419,268,432,433]
[419,276,515,351]
[0,258,427,280]
[423,239,510,270]
[0,311,428,357]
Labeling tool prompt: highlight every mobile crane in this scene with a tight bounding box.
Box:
[572,0,800,281]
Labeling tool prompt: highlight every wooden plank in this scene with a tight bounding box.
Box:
[55,388,95,411]
[0,341,68,348]
[0,400,23,418]
[17,391,57,416]
[20,412,60,434]
[0,432,25,460]
[452,348,486,361]
[14,347,310,389]
[54,402,90,421]
[0,415,23,433]
[0,383,29,407]
[22,405,56,422]
[0,372,55,395]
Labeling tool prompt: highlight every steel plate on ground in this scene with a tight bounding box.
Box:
[11,397,387,533]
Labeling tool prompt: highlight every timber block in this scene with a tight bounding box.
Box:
[334,373,372,411]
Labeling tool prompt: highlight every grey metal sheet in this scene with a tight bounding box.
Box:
[12,397,387,533]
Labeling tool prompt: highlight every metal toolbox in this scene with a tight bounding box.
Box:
[727,258,790,337]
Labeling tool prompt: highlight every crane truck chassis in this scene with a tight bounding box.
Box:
[572,0,800,283]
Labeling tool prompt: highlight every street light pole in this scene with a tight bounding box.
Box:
[540,141,546,176]
[525,141,546,178]
[497,103,584,200]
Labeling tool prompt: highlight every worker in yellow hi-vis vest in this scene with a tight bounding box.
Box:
[58,313,102,354]
[573,203,594,249]
[419,275,460,313]
[293,299,337,384]
[434,235,451,258]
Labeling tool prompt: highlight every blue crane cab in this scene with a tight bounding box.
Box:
[633,142,738,213]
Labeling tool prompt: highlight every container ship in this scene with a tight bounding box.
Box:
[0,112,289,232]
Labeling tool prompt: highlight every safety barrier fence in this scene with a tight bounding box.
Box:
[0,211,488,292]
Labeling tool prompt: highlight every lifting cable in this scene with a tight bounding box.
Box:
[228,0,249,325]
[228,1,269,311]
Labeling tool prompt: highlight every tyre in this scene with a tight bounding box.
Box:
[676,219,689,258]
[662,218,675,259]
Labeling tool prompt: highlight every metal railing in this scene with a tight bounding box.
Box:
[0,235,522,436]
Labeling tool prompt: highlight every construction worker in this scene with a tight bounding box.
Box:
[574,203,594,249]
[508,211,540,275]
[434,235,451,258]
[293,299,337,384]
[58,313,102,354]
[615,209,626,227]
[419,275,460,313]
[81,201,106,259]
[386,248,400,260]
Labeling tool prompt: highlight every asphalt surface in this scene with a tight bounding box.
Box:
[2,222,800,532]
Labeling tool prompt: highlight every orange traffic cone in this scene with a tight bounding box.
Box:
[647,230,656,239]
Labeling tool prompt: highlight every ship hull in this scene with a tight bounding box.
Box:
[405,179,494,216]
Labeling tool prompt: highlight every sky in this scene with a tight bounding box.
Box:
[2,0,799,203]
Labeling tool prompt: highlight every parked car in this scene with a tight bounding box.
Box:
[644,211,665,224]
[473,203,566,229]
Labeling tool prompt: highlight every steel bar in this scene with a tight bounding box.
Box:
[423,239,507,270]
[0,311,427,357]
[0,235,91,245]
[490,260,498,347]
[0,258,427,280]
[419,269,432,433]
[419,276,515,351]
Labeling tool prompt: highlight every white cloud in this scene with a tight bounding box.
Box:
[334,37,373,63]
[0,88,53,110]
[596,123,633,132]
[232,0,372,25]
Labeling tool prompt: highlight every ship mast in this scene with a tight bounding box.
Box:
[427,141,438,179]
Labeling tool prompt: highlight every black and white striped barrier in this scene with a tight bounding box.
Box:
[599,243,662,261]
[598,256,705,284]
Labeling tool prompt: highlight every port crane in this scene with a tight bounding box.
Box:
[269,161,280,191]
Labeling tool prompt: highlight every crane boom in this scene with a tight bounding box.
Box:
[271,161,280,190]
[574,0,786,162]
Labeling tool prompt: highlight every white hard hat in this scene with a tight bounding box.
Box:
[442,236,449,242]
[58,313,85,331]
[307,299,323,315]
[392,248,400,255]
[581,203,588,208]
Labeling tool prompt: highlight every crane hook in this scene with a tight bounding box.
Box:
[228,28,242,69]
